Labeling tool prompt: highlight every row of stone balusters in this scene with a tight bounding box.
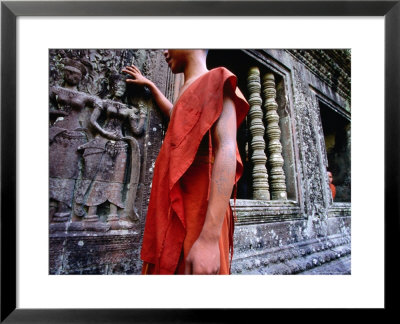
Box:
[247,67,287,200]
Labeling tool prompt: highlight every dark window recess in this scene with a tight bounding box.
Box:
[207,50,297,201]
[319,101,351,202]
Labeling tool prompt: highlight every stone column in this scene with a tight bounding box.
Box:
[247,67,270,200]
[262,73,287,200]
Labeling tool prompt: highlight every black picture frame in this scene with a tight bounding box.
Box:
[1,0,398,322]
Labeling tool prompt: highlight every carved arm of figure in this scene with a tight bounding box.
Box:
[86,95,102,113]
[129,103,147,136]
[89,104,121,141]
[49,86,66,114]
[49,86,67,142]
[49,86,56,104]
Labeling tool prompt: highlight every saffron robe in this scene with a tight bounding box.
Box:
[140,67,249,274]
[330,183,336,200]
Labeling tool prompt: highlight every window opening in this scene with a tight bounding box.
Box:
[319,101,351,202]
[207,50,297,201]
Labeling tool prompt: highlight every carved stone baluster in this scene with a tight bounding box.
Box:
[263,73,287,200]
[247,67,270,200]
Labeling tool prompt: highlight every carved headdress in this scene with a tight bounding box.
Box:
[63,58,88,76]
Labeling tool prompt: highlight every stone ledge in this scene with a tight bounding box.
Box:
[232,234,351,275]
[231,199,302,225]
[328,202,351,218]
[232,199,298,207]
[297,254,351,275]
[49,231,142,274]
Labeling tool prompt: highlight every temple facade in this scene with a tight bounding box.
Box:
[49,49,351,275]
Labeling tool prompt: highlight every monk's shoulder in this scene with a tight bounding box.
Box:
[198,67,236,92]
[192,68,239,102]
[208,66,235,80]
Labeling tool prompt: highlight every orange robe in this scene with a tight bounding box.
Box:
[141,67,249,274]
[330,183,336,200]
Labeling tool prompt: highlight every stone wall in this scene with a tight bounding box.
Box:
[228,49,351,274]
[49,49,351,275]
[49,49,172,274]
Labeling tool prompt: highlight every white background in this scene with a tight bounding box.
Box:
[17,17,384,308]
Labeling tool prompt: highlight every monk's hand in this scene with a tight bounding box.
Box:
[184,236,220,275]
[122,65,150,86]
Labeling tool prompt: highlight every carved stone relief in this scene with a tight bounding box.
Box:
[49,49,171,274]
[72,80,147,231]
[292,66,329,237]
[49,50,157,233]
[49,58,100,224]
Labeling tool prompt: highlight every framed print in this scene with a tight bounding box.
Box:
[1,0,398,322]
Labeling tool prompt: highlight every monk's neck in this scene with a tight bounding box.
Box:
[182,60,208,87]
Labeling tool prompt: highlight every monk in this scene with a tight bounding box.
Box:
[123,50,249,274]
[328,171,336,200]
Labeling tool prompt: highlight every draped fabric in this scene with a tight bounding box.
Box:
[330,183,336,200]
[141,67,249,274]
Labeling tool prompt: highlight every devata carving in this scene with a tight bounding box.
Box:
[49,58,100,223]
[74,74,147,231]
[49,51,149,232]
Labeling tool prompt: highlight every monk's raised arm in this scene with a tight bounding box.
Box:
[123,65,173,118]
[184,84,237,275]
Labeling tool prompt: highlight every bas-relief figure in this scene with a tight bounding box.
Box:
[49,55,147,232]
[49,58,100,223]
[74,74,147,231]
